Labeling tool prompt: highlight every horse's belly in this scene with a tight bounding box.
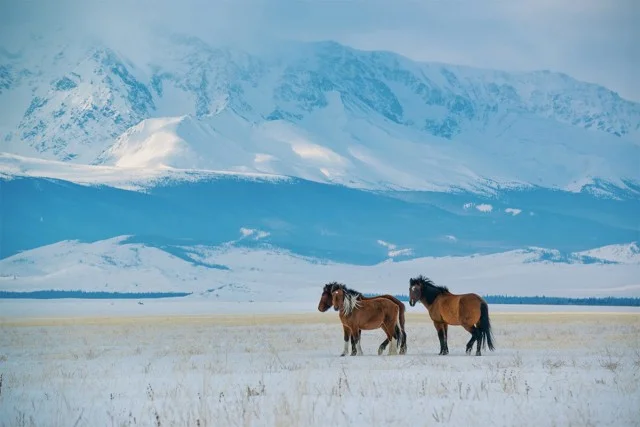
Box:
[442,303,462,325]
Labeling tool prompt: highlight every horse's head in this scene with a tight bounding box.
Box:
[331,284,345,312]
[317,283,334,312]
[408,277,423,307]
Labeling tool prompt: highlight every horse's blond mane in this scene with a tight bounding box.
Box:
[342,290,362,315]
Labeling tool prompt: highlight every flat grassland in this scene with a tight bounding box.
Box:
[1,312,639,426]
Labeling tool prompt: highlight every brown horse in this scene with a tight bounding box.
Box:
[317,282,407,355]
[409,275,495,356]
[331,283,402,356]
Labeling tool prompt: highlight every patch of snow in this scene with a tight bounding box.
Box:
[577,242,640,265]
[476,204,493,212]
[377,240,412,258]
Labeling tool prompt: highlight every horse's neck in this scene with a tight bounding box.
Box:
[341,294,360,315]
[423,286,450,304]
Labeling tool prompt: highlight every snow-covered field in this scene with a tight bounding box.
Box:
[1,307,639,426]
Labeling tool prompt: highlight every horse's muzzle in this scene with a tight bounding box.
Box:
[409,299,416,307]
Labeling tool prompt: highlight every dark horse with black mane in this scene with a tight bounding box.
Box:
[318,282,407,355]
[409,275,495,356]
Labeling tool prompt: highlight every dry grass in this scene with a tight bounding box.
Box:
[0,312,639,426]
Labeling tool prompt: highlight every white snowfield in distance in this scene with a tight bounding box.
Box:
[1,236,638,300]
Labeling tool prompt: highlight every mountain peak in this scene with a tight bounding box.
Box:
[1,33,638,193]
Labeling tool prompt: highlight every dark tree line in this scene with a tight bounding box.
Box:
[365,293,640,307]
[0,290,191,299]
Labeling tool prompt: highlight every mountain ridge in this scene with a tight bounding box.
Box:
[1,32,638,194]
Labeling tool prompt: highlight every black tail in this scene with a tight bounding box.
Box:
[397,301,407,355]
[479,302,495,351]
[394,324,407,354]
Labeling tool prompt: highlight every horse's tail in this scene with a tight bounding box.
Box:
[393,308,403,351]
[479,301,495,351]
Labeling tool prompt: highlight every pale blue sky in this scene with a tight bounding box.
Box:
[1,0,638,100]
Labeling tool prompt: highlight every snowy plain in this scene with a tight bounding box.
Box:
[1,309,639,427]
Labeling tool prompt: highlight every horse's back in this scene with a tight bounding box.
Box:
[366,294,406,310]
[366,297,400,322]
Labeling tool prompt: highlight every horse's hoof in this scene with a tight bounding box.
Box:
[476,352,481,356]
[340,353,347,357]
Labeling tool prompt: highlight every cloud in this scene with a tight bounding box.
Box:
[239,227,269,240]
[1,0,637,100]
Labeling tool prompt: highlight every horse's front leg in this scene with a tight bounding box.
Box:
[434,322,448,355]
[442,323,449,355]
[340,325,350,357]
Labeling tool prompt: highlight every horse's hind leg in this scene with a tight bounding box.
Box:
[463,325,476,355]
[380,322,398,355]
[378,337,389,355]
[350,333,357,356]
[353,329,363,356]
[475,327,483,356]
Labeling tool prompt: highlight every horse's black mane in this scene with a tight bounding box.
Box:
[410,275,449,304]
[327,282,364,299]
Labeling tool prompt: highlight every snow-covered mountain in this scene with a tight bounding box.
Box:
[1,236,638,298]
[1,31,639,192]
[1,30,639,297]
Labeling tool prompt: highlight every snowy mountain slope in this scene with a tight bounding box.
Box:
[1,33,639,193]
[2,174,637,264]
[577,242,640,265]
[0,152,290,191]
[1,38,154,162]
[1,236,638,298]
